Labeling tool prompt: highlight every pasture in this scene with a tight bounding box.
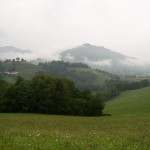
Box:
[0,113,150,150]
[104,87,150,116]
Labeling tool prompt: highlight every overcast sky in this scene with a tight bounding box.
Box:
[0,0,150,58]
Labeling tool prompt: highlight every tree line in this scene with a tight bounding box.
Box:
[102,79,150,101]
[0,76,104,116]
[0,58,27,73]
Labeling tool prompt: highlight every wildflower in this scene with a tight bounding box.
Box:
[36,133,40,137]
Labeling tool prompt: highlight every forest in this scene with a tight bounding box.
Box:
[0,76,104,116]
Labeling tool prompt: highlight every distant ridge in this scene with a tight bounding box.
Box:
[0,46,32,54]
[60,43,141,75]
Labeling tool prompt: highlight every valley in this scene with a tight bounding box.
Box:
[0,45,150,150]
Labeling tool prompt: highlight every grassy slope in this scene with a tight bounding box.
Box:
[104,87,150,116]
[69,67,113,85]
[4,63,41,80]
[4,62,149,86]
[4,63,114,86]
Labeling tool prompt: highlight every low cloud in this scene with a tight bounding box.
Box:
[64,53,75,61]
[83,57,112,67]
[0,52,32,60]
[0,49,60,61]
[119,57,150,67]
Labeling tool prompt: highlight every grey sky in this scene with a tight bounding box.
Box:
[0,0,150,59]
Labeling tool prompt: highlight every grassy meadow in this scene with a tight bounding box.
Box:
[104,86,150,116]
[0,87,150,150]
[0,114,150,150]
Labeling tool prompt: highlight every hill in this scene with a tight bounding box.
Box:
[1,59,150,94]
[1,60,118,90]
[0,61,41,82]
[60,43,150,75]
[104,87,150,116]
[38,61,117,90]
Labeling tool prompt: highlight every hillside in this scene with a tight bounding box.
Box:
[1,60,118,90]
[38,61,117,90]
[60,43,131,62]
[1,61,41,81]
[104,87,150,116]
[60,43,150,75]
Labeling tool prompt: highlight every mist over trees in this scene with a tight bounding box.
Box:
[38,61,150,99]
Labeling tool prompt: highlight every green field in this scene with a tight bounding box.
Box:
[0,114,150,150]
[0,87,150,150]
[104,87,150,116]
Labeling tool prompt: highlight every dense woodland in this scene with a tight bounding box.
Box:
[0,76,104,116]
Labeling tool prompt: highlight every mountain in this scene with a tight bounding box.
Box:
[0,46,32,60]
[60,43,149,75]
[60,43,133,62]
[0,46,32,54]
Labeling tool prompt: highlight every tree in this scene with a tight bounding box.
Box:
[21,58,26,63]
[87,93,104,116]
[0,79,9,100]
[0,61,5,72]
[16,57,20,62]
[3,77,32,112]
[31,76,56,113]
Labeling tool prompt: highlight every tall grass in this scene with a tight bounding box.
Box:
[0,113,150,150]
